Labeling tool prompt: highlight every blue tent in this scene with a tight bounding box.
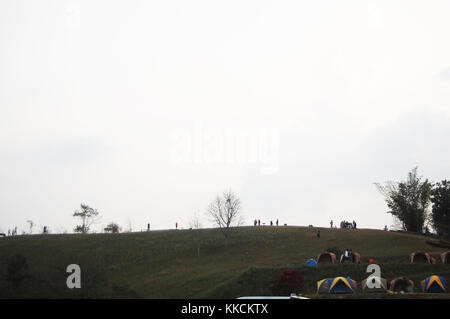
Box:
[317,277,356,294]
[422,275,446,293]
[306,259,317,266]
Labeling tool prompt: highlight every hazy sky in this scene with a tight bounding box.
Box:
[1,0,450,234]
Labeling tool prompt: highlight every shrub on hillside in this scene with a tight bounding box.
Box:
[271,269,304,296]
[104,222,120,233]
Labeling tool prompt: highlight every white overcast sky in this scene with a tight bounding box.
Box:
[1,0,450,234]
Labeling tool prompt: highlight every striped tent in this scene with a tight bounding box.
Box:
[420,275,447,293]
[317,277,356,294]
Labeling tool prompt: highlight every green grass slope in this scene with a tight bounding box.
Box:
[0,226,448,298]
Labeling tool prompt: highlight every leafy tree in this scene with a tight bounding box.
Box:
[375,167,432,232]
[73,204,100,234]
[104,222,120,233]
[206,189,243,248]
[431,180,450,239]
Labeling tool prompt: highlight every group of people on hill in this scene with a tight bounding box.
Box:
[3,226,48,236]
[6,227,18,236]
[253,219,279,227]
[146,222,183,231]
[340,220,357,229]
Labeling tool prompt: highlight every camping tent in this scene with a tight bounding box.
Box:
[409,251,436,264]
[316,277,356,294]
[317,252,337,264]
[361,276,388,293]
[339,252,361,264]
[316,278,331,294]
[306,259,317,266]
[390,277,414,293]
[420,275,447,293]
[440,251,450,264]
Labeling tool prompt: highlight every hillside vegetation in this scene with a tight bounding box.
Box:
[0,226,449,298]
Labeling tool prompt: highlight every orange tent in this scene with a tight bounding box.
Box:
[317,252,337,264]
[440,251,450,264]
[390,277,414,292]
[409,251,436,264]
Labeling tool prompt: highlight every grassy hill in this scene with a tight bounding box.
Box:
[0,226,449,298]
